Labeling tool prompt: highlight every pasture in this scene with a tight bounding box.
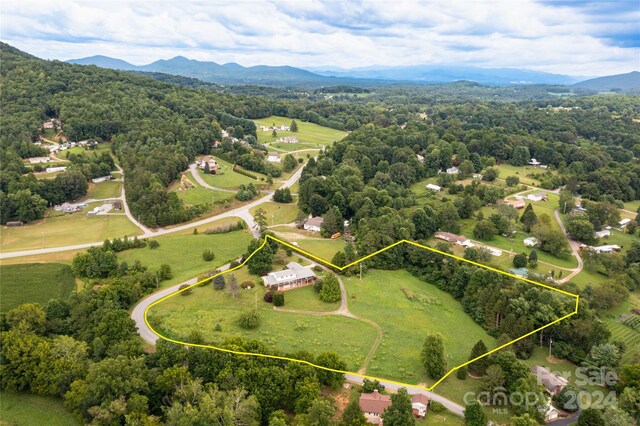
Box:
[254,116,347,151]
[0,263,76,311]
[251,202,299,226]
[197,157,268,190]
[85,180,122,200]
[0,392,80,426]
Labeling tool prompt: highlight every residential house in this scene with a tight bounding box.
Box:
[446,166,460,175]
[416,154,425,164]
[199,156,220,173]
[267,152,281,163]
[619,218,631,227]
[527,192,548,202]
[523,237,539,247]
[411,394,429,418]
[221,130,229,138]
[91,176,112,184]
[472,173,483,179]
[303,216,324,232]
[425,183,441,192]
[279,136,299,143]
[113,201,123,211]
[262,262,317,291]
[528,158,541,166]
[503,199,525,209]
[486,247,503,257]
[531,366,569,396]
[45,166,67,173]
[435,232,473,247]
[276,125,290,131]
[594,230,611,238]
[590,245,622,254]
[28,157,51,164]
[359,390,391,424]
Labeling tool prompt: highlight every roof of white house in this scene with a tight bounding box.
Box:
[426,183,441,191]
[620,218,631,226]
[304,216,324,228]
[263,265,316,287]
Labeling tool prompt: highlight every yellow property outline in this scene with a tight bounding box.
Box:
[144,235,579,392]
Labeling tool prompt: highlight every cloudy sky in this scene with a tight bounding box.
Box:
[2,0,639,76]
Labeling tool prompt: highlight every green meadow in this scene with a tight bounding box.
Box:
[0,391,80,426]
[254,115,347,151]
[0,263,76,311]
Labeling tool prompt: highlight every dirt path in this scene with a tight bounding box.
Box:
[554,208,583,283]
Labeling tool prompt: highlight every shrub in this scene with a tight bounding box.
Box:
[312,265,323,272]
[179,284,192,296]
[213,275,225,290]
[158,264,173,280]
[313,278,324,293]
[229,261,240,269]
[238,310,260,329]
[272,291,285,307]
[240,281,254,289]
[148,240,160,249]
[429,401,446,413]
[512,253,528,268]
[214,323,222,332]
[202,249,215,261]
[456,366,468,380]
[319,274,341,303]
[263,292,273,303]
[362,379,385,393]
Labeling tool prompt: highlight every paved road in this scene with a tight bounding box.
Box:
[0,164,304,259]
[189,163,235,193]
[553,208,584,283]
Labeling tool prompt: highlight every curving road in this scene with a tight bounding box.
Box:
[553,208,584,283]
[189,163,235,193]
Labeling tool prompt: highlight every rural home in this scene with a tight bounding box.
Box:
[359,390,391,424]
[485,247,503,256]
[411,393,429,418]
[27,157,51,164]
[198,156,220,173]
[435,232,473,247]
[267,152,281,163]
[619,218,631,227]
[591,245,622,254]
[445,166,460,175]
[416,154,425,164]
[262,262,317,291]
[528,158,541,166]
[531,365,569,396]
[523,237,539,247]
[221,130,229,138]
[503,199,525,209]
[527,192,548,202]
[45,166,67,173]
[303,216,324,232]
[472,173,483,179]
[279,136,299,143]
[543,401,561,422]
[425,183,441,192]
[91,176,112,184]
[595,230,611,238]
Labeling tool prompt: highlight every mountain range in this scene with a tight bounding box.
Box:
[67,55,639,90]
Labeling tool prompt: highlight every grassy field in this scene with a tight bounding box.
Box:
[254,116,347,150]
[250,202,299,226]
[1,211,141,252]
[494,164,554,186]
[601,291,640,363]
[170,176,234,207]
[118,229,253,286]
[344,269,497,386]
[0,392,80,426]
[84,180,121,199]
[148,268,378,371]
[624,200,640,212]
[270,227,347,260]
[283,285,340,312]
[0,263,75,311]
[197,158,268,190]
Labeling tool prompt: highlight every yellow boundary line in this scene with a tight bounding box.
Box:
[144,235,579,392]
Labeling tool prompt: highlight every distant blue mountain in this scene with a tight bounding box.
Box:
[573,71,640,93]
[68,54,594,86]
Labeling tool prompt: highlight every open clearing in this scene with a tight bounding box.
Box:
[84,180,122,199]
[118,228,253,286]
[1,212,141,252]
[0,263,75,311]
[254,115,347,151]
[250,202,299,226]
[0,391,80,426]
[197,157,269,190]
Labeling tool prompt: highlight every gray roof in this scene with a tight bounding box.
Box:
[286,262,303,270]
[531,365,569,392]
[263,265,316,286]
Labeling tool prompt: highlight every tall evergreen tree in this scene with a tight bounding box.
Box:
[467,340,489,376]
[340,399,367,426]
[421,333,447,380]
[381,388,414,426]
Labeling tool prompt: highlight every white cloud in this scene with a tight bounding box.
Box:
[1,0,638,75]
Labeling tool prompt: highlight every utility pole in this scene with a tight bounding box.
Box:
[548,337,553,358]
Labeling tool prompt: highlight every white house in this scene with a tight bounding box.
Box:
[45,166,67,173]
[91,176,112,184]
[595,230,611,238]
[411,394,429,418]
[620,218,631,227]
[524,237,539,247]
[591,245,622,253]
[279,136,299,143]
[527,192,548,202]
[486,247,503,257]
[262,262,317,291]
[472,173,483,179]
[528,158,541,166]
[435,232,473,247]
[28,157,51,164]
[303,216,324,232]
[446,166,460,175]
[426,183,442,192]
[267,152,281,163]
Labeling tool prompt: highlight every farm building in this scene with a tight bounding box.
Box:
[262,262,317,291]
[531,366,569,396]
[590,245,621,253]
[267,152,281,163]
[303,216,324,232]
[503,199,525,209]
[523,237,539,247]
[359,390,391,424]
[435,232,473,247]
[45,166,67,173]
[528,158,541,166]
[411,394,429,418]
[425,183,441,192]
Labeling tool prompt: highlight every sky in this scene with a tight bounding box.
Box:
[1,0,639,76]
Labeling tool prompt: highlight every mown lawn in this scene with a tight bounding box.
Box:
[1,211,141,252]
[85,180,121,199]
[250,202,299,226]
[623,200,640,212]
[283,284,340,312]
[254,115,347,149]
[170,176,234,207]
[118,229,253,286]
[344,269,497,386]
[148,266,377,371]
[197,157,267,190]
[493,164,554,186]
[0,391,80,426]
[0,263,75,311]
